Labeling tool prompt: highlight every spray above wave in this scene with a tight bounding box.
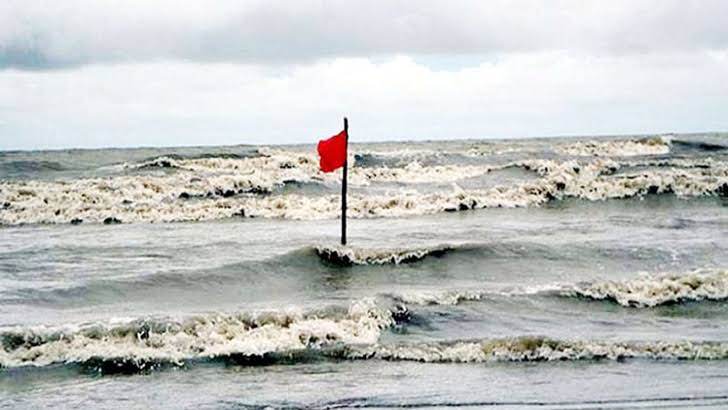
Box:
[347,336,728,363]
[0,299,393,370]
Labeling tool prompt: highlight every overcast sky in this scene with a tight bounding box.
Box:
[1,0,727,150]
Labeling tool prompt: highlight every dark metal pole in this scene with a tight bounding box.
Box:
[341,117,348,246]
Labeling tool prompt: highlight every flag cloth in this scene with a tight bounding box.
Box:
[317,129,347,172]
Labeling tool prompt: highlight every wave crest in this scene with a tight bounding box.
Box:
[0,299,392,370]
[347,337,728,363]
[389,269,728,308]
[562,269,728,307]
[314,245,454,266]
[558,137,671,157]
[2,151,726,225]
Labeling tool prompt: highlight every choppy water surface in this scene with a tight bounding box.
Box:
[1,133,728,409]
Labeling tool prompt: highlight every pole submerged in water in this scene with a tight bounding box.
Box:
[341,117,348,246]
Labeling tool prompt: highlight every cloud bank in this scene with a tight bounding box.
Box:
[2,0,728,69]
[0,1,727,149]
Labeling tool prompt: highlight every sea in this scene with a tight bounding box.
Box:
[1,133,727,409]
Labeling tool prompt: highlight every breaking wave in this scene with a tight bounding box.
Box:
[3,269,728,372]
[558,137,671,157]
[346,337,728,363]
[1,144,726,225]
[5,317,728,373]
[314,244,456,266]
[562,269,728,307]
[389,289,492,306]
[0,299,393,371]
[389,269,728,308]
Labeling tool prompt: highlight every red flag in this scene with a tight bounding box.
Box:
[317,129,347,172]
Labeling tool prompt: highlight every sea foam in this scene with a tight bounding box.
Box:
[347,336,728,363]
[562,269,728,307]
[558,137,672,157]
[314,244,454,266]
[1,146,726,225]
[0,299,392,370]
[388,268,728,308]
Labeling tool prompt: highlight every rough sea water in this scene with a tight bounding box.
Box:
[1,133,727,409]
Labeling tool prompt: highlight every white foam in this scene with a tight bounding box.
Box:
[562,269,728,307]
[315,245,453,265]
[389,284,556,306]
[390,290,488,305]
[351,161,499,185]
[388,269,728,308]
[0,299,391,369]
[391,269,728,308]
[558,137,671,157]
[348,337,728,363]
[1,152,726,225]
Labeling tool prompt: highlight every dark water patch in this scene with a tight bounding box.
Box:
[353,153,386,168]
[388,307,435,334]
[0,160,73,181]
[193,152,260,160]
[80,356,179,375]
[222,350,335,367]
[0,247,347,306]
[673,139,728,153]
[352,153,437,169]
[0,349,339,376]
[352,151,473,169]
[0,160,66,173]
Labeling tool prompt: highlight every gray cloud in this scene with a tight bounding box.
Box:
[2,0,728,70]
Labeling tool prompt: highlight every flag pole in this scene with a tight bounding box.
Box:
[341,117,348,246]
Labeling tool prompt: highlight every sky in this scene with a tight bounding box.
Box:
[1,0,727,150]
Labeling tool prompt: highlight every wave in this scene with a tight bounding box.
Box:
[1,154,726,225]
[5,293,728,374]
[6,242,676,307]
[0,299,394,371]
[389,289,491,306]
[561,269,728,307]
[126,151,261,170]
[558,137,671,157]
[346,336,728,363]
[0,160,67,173]
[3,244,472,305]
[388,269,728,308]
[314,244,455,266]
